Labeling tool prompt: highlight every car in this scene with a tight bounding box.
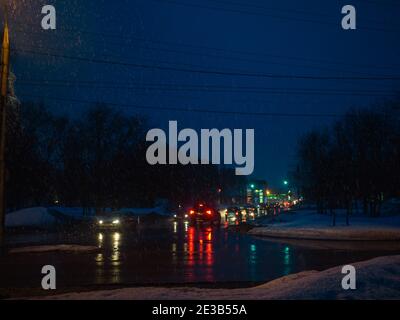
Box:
[225,206,241,223]
[258,204,269,216]
[188,203,221,226]
[173,210,190,221]
[243,205,258,219]
[95,212,135,229]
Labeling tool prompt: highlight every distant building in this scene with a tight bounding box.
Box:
[246,180,268,205]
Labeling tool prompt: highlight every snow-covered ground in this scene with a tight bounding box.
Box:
[5,206,170,228]
[5,207,56,228]
[9,244,100,254]
[248,210,400,241]
[32,255,400,300]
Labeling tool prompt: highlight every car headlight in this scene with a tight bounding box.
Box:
[99,220,104,225]
[112,219,120,225]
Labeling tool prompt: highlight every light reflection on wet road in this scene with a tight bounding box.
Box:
[1,221,400,289]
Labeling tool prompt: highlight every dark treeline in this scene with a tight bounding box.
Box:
[6,102,245,212]
[292,100,400,221]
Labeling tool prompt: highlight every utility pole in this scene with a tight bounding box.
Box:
[0,17,10,250]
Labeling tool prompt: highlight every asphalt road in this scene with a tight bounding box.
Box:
[1,220,400,292]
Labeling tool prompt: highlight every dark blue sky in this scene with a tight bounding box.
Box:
[5,0,400,188]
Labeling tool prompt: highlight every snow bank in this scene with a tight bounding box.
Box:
[33,255,400,300]
[9,244,100,254]
[248,210,400,240]
[5,207,56,228]
[249,227,400,241]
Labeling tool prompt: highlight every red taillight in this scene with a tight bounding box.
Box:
[206,209,213,215]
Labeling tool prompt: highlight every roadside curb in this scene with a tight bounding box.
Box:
[248,227,400,241]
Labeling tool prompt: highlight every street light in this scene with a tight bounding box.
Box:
[283,180,289,186]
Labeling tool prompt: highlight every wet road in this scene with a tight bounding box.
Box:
[1,220,400,290]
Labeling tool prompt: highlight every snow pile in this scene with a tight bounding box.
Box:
[248,210,400,240]
[9,245,100,254]
[5,207,56,228]
[33,255,400,300]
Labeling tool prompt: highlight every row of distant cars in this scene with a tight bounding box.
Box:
[173,202,284,226]
[94,203,223,230]
[93,201,285,230]
[225,205,256,223]
[224,203,281,224]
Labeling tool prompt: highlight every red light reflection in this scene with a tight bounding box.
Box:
[185,226,215,280]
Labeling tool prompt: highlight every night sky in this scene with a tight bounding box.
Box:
[3,0,400,188]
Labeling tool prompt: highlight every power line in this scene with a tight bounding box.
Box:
[14,29,400,78]
[11,30,378,77]
[148,0,400,33]
[16,80,399,97]
[18,94,348,118]
[13,24,400,73]
[15,35,382,78]
[172,0,400,29]
[198,0,336,18]
[12,47,400,81]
